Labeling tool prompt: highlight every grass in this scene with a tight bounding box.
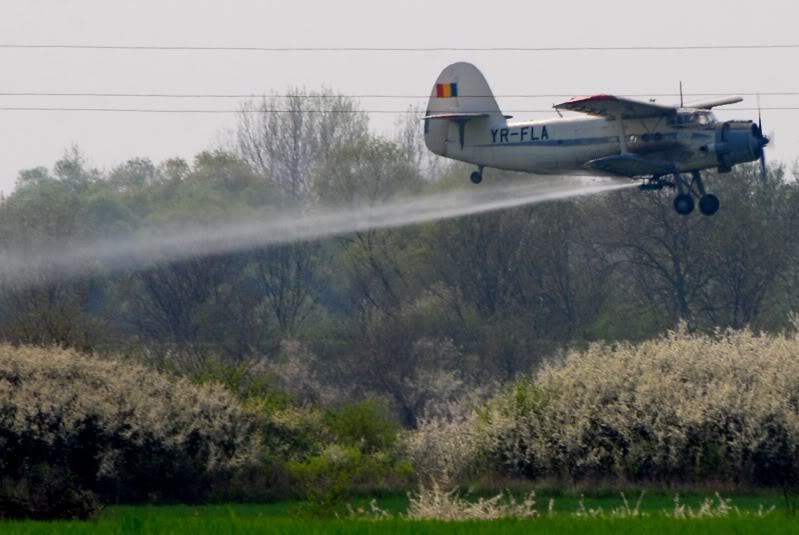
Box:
[0,491,793,534]
[4,517,798,535]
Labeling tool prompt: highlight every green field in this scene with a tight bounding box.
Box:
[0,492,795,534]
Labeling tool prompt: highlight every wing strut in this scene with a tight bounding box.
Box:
[615,113,628,154]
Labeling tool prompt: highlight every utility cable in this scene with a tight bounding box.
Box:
[0,92,795,99]
[0,44,797,52]
[0,107,792,114]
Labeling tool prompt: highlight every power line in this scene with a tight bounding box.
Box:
[0,44,797,52]
[0,106,790,114]
[0,92,797,99]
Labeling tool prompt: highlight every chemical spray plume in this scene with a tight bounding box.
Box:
[0,178,636,289]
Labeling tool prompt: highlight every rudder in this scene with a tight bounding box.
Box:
[424,62,503,156]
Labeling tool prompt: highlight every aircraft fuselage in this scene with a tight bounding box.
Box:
[424,62,769,216]
[432,115,719,176]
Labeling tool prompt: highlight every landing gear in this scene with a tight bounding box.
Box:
[674,193,695,215]
[698,194,720,216]
[659,171,720,217]
[673,173,694,216]
[470,166,484,185]
[690,170,720,217]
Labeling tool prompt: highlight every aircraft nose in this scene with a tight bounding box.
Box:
[716,121,770,171]
[750,123,769,158]
[753,122,769,147]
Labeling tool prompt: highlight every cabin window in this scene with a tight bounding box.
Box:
[695,113,713,125]
[673,111,715,127]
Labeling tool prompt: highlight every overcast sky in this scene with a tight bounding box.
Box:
[0,0,794,194]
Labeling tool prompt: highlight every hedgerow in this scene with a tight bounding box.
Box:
[474,329,799,485]
[0,344,258,517]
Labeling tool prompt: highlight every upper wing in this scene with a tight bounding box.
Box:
[684,96,743,110]
[555,94,676,119]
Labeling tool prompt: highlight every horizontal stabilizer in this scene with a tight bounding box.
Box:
[588,154,675,177]
[422,112,490,121]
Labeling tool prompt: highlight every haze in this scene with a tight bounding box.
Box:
[0,178,633,288]
[0,0,795,194]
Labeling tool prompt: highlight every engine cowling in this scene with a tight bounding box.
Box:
[715,121,766,173]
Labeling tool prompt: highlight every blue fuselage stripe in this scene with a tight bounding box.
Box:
[475,135,619,148]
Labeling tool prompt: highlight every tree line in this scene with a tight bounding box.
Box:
[0,90,797,426]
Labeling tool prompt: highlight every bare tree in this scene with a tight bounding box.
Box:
[237,90,369,339]
[316,138,422,317]
[518,200,615,341]
[124,254,238,367]
[237,89,368,201]
[393,104,449,181]
[601,165,797,331]
[254,244,317,335]
[699,165,796,328]
[343,309,468,427]
[602,187,710,329]
[0,278,103,352]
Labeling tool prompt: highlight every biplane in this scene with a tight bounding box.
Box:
[424,62,770,215]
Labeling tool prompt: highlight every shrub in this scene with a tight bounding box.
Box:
[324,399,400,453]
[450,329,799,485]
[0,344,258,516]
[407,414,481,484]
[0,464,101,520]
[284,400,411,515]
[289,442,412,516]
[254,404,327,462]
[288,444,364,515]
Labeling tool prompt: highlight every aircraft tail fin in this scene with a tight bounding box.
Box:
[424,62,503,155]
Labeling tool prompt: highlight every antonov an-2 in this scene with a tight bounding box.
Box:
[423,62,770,216]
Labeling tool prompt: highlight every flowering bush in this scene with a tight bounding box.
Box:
[477,329,799,485]
[0,344,258,516]
[407,413,482,484]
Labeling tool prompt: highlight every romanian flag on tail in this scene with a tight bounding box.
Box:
[436,83,458,98]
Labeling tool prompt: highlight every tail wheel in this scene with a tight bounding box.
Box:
[673,193,695,215]
[699,194,720,216]
[470,171,483,185]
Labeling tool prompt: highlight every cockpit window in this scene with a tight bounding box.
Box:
[674,111,716,127]
[695,112,716,125]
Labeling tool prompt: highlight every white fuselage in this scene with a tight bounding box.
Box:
[433,115,719,175]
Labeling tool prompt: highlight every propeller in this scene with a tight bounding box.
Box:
[757,96,770,180]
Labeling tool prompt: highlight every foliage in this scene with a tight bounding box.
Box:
[0,344,257,515]
[323,399,401,453]
[287,403,411,515]
[406,414,481,484]
[1,125,797,403]
[0,464,102,520]
[1,90,799,516]
[288,445,367,516]
[474,329,799,485]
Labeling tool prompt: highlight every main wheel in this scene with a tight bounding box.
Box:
[699,194,720,216]
[470,171,483,185]
[673,193,695,215]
